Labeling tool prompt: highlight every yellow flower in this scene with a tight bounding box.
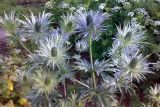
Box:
[7,79,13,91]
[18,97,28,105]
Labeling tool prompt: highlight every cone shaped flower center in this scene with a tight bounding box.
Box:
[86,15,93,28]
[129,57,138,69]
[125,32,132,41]
[51,47,58,57]
[23,76,27,82]
[35,20,41,32]
[44,78,51,86]
[66,21,73,32]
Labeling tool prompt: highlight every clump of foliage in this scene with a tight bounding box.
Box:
[45,0,160,59]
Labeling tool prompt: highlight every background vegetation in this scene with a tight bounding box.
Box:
[0,0,46,15]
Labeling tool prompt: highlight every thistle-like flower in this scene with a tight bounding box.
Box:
[149,84,160,101]
[15,69,32,96]
[75,10,109,40]
[149,84,160,105]
[19,11,52,42]
[75,40,88,52]
[36,30,70,70]
[117,51,152,82]
[27,68,59,107]
[15,69,31,84]
[28,88,59,107]
[113,22,145,55]
[60,13,76,35]
[0,11,20,35]
[31,69,58,97]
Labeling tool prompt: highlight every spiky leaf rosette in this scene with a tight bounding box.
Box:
[77,78,116,107]
[15,70,32,96]
[19,11,52,43]
[75,10,109,41]
[74,59,115,79]
[36,30,70,70]
[0,11,20,35]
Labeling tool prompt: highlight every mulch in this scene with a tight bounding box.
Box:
[0,28,9,56]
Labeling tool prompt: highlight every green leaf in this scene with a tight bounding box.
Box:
[83,0,90,8]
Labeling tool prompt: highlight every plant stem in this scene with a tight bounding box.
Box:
[19,41,32,55]
[59,65,67,98]
[9,33,32,55]
[73,78,89,88]
[92,71,96,89]
[88,33,96,89]
[63,80,67,98]
[89,34,94,70]
[45,93,51,107]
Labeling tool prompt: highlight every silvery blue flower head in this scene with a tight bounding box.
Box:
[149,84,160,104]
[19,11,52,43]
[75,10,109,41]
[117,51,152,82]
[31,69,58,97]
[112,22,145,56]
[36,30,70,70]
[0,11,20,35]
[60,13,76,36]
[15,69,31,84]
[27,68,59,107]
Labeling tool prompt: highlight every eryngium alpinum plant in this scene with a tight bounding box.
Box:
[0,9,155,107]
